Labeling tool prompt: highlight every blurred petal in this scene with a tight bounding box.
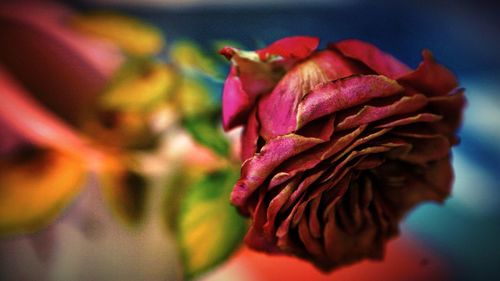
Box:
[98,156,148,227]
[0,150,86,235]
[100,62,176,112]
[0,118,28,158]
[0,67,103,167]
[170,40,221,79]
[0,1,122,123]
[70,12,165,56]
[174,77,217,117]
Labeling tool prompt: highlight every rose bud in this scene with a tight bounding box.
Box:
[220,36,465,271]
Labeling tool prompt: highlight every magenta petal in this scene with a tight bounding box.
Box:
[221,48,285,130]
[244,189,280,252]
[375,113,442,128]
[256,36,319,61]
[263,178,299,234]
[398,50,458,96]
[0,2,122,123]
[269,125,367,188]
[240,108,260,160]
[297,75,404,128]
[336,93,428,131]
[0,118,28,157]
[258,51,359,139]
[222,66,253,130]
[231,134,324,207]
[333,39,412,79]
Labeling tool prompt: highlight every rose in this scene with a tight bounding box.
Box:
[220,36,465,271]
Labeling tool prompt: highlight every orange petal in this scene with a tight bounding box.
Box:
[0,150,86,235]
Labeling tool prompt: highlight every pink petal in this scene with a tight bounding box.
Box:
[297,75,404,128]
[398,50,458,96]
[258,50,360,139]
[375,113,442,128]
[335,94,428,131]
[240,108,261,161]
[263,178,299,235]
[220,49,284,130]
[256,36,319,61]
[0,1,122,123]
[268,125,367,188]
[333,39,412,79]
[222,66,253,130]
[0,67,102,167]
[231,134,324,207]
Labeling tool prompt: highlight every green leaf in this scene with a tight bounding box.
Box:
[177,169,247,280]
[99,59,177,112]
[162,166,203,232]
[98,157,149,228]
[170,40,222,80]
[182,116,230,157]
[173,77,218,118]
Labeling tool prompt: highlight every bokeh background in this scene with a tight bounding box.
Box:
[1,0,499,280]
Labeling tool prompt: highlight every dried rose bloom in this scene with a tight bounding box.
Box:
[220,36,465,271]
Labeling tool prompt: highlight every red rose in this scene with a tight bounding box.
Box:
[220,36,465,271]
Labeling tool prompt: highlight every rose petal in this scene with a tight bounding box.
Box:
[333,39,412,79]
[264,178,299,235]
[398,50,458,96]
[399,135,450,164]
[428,88,466,138]
[221,66,253,130]
[297,75,404,128]
[298,215,326,259]
[375,113,442,129]
[256,36,320,61]
[221,51,283,130]
[269,125,367,189]
[336,94,428,131]
[231,134,324,207]
[308,196,323,238]
[241,108,261,161]
[377,158,453,218]
[258,50,360,139]
[245,188,281,252]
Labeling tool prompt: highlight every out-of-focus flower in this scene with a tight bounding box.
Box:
[0,1,171,234]
[220,36,465,270]
[70,12,165,56]
[0,66,96,234]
